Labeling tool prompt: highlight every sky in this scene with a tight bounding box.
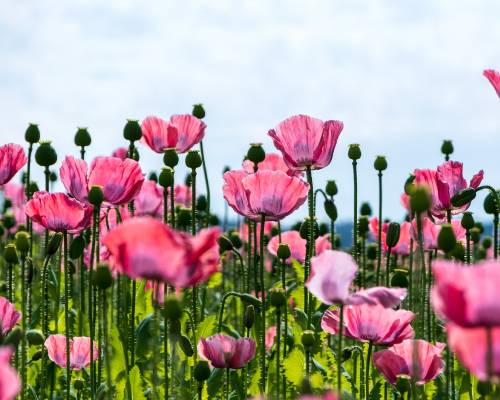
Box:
[1,0,499,224]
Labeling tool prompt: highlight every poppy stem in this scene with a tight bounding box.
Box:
[88,206,100,397]
[21,253,27,400]
[376,171,383,285]
[337,303,344,397]
[164,284,169,400]
[199,140,210,228]
[352,160,359,264]
[365,341,373,400]
[259,214,266,393]
[102,289,112,400]
[64,230,71,400]
[276,307,281,400]
[487,327,494,382]
[225,368,230,400]
[170,170,176,228]
[305,166,315,323]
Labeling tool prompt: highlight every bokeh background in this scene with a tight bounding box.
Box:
[1,0,499,226]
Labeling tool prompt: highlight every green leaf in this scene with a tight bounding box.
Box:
[283,348,305,386]
[127,365,146,400]
[197,314,217,340]
[207,368,224,397]
[369,380,382,400]
[291,259,304,283]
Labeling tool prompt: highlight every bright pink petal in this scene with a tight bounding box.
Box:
[0,144,27,185]
[59,156,89,202]
[141,116,178,153]
[484,69,500,98]
[170,114,206,153]
[0,297,21,336]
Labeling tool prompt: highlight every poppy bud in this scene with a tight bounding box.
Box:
[396,377,410,394]
[410,186,431,213]
[69,235,85,259]
[229,232,242,249]
[49,171,57,183]
[342,347,352,362]
[438,224,456,253]
[31,349,43,361]
[26,329,45,346]
[196,195,207,211]
[92,264,113,289]
[239,293,262,307]
[299,217,319,240]
[217,235,233,253]
[28,182,39,196]
[163,148,179,168]
[244,305,255,329]
[25,123,40,144]
[177,208,191,228]
[386,222,401,248]
[194,361,211,382]
[277,243,291,260]
[451,188,476,208]
[246,143,266,165]
[269,288,286,308]
[391,269,409,288]
[2,199,12,212]
[35,141,57,167]
[404,175,415,195]
[373,155,387,172]
[4,327,22,348]
[482,236,492,249]
[158,167,174,188]
[325,180,338,197]
[2,214,15,230]
[123,120,142,142]
[324,200,337,221]
[483,191,499,215]
[15,231,30,254]
[301,330,315,348]
[461,212,475,230]
[475,222,484,234]
[469,227,481,243]
[192,104,206,119]
[48,233,63,257]
[3,244,18,264]
[169,319,181,335]
[358,216,370,236]
[148,172,158,182]
[164,297,183,320]
[451,241,465,261]
[88,185,104,206]
[74,127,91,147]
[360,202,372,216]
[348,144,361,161]
[74,379,85,391]
[318,223,328,236]
[441,140,454,157]
[179,335,194,357]
[185,150,202,169]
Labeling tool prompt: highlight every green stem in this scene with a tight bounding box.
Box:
[225,368,230,400]
[365,342,373,400]
[102,290,112,400]
[337,304,344,396]
[376,171,383,285]
[199,140,210,228]
[259,214,266,393]
[487,327,494,382]
[130,280,136,366]
[305,166,314,323]
[352,160,358,264]
[217,292,238,332]
[170,172,176,228]
[466,230,471,265]
[64,231,71,400]
[89,207,100,397]
[385,248,392,287]
[164,284,169,400]
[276,308,281,400]
[21,255,27,400]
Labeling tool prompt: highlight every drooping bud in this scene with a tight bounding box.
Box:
[74,127,92,147]
[35,141,57,167]
[451,188,476,208]
[373,155,387,172]
[25,123,40,144]
[229,232,242,249]
[69,235,85,259]
[48,233,63,257]
[244,305,255,329]
[26,329,45,346]
[324,200,337,221]
[194,361,211,382]
[163,148,179,168]
[4,327,22,348]
[348,144,361,161]
[179,335,194,357]
[88,185,104,206]
[123,120,142,142]
[246,143,266,165]
[438,224,456,253]
[239,293,262,307]
[185,150,202,169]
[386,222,401,248]
[217,235,234,253]
[192,104,206,119]
[404,174,416,195]
[483,191,499,215]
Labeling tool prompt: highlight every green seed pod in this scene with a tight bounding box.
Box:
[483,191,499,215]
[299,217,319,240]
[185,150,203,169]
[69,235,85,259]
[386,222,401,248]
[244,305,255,329]
[15,231,30,254]
[373,155,387,172]
[404,175,415,195]
[25,123,40,144]
[35,141,57,167]
[26,329,45,346]
[49,171,57,183]
[3,244,18,264]
[477,381,493,396]
[196,195,207,212]
[217,235,233,253]
[325,180,338,197]
[360,202,372,216]
[229,232,242,249]
[348,144,361,161]
[358,216,369,236]
[366,243,378,260]
[239,293,262,307]
[123,120,142,142]
[4,326,23,348]
[410,186,431,213]
[47,232,63,257]
[88,185,104,206]
[396,377,411,394]
[440,140,454,157]
[450,188,476,208]
[192,104,206,119]
[324,200,337,221]
[169,319,181,335]
[469,227,481,243]
[342,347,352,362]
[148,171,158,183]
[2,214,15,230]
[461,212,475,230]
[92,264,113,289]
[2,198,12,212]
[474,222,484,234]
[451,241,465,261]
[437,224,456,253]
[319,222,328,236]
[163,148,179,168]
[179,335,194,357]
[74,378,85,391]
[177,208,191,228]
[209,214,220,227]
[164,297,183,320]
[194,361,211,382]
[301,330,315,348]
[269,288,286,308]
[74,127,92,147]
[391,269,409,288]
[158,167,174,188]
[246,143,266,165]
[482,236,492,249]
[277,243,291,260]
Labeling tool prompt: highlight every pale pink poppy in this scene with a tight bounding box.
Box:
[484,69,500,98]
[267,231,331,264]
[171,184,192,208]
[411,218,466,250]
[321,304,415,345]
[432,260,500,327]
[141,116,178,153]
[0,297,20,336]
[242,152,302,177]
[198,334,256,369]
[145,281,165,305]
[0,347,20,400]
[400,193,411,214]
[44,334,99,370]
[265,326,277,351]
[0,144,27,186]
[170,114,206,153]
[268,115,343,171]
[135,180,163,217]
[238,221,276,244]
[111,147,128,160]
[25,192,92,233]
[369,218,412,255]
[60,155,144,206]
[2,183,25,208]
[373,339,445,385]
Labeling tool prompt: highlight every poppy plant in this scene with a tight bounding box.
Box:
[198,334,256,369]
[141,116,179,153]
[44,335,99,370]
[0,347,20,400]
[0,296,21,337]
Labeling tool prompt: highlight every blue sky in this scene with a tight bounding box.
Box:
[1,0,499,223]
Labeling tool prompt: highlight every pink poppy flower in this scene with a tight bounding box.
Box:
[306,250,406,307]
[135,180,163,217]
[432,260,500,327]
[265,326,277,351]
[25,192,92,233]
[111,147,128,160]
[239,221,276,244]
[198,334,256,369]
[0,347,20,400]
[141,116,178,153]
[60,155,144,206]
[321,304,415,345]
[145,281,165,305]
[0,144,27,186]
[411,218,466,250]
[447,324,500,381]
[369,218,412,255]
[44,334,99,370]
[242,152,302,177]
[0,297,21,336]
[373,339,445,385]
[268,114,343,171]
[170,114,206,153]
[413,161,483,222]
[267,231,331,264]
[2,183,25,208]
[484,69,500,98]
[400,193,411,214]
[223,170,308,221]
[172,184,192,208]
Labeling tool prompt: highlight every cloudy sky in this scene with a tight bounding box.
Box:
[1,0,499,223]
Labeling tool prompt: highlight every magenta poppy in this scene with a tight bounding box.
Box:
[0,144,27,186]
[0,297,20,337]
[198,334,256,369]
[25,192,92,233]
[141,116,178,153]
[484,69,500,98]
[0,347,20,400]
[170,114,206,153]
[268,114,343,171]
[44,334,99,370]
